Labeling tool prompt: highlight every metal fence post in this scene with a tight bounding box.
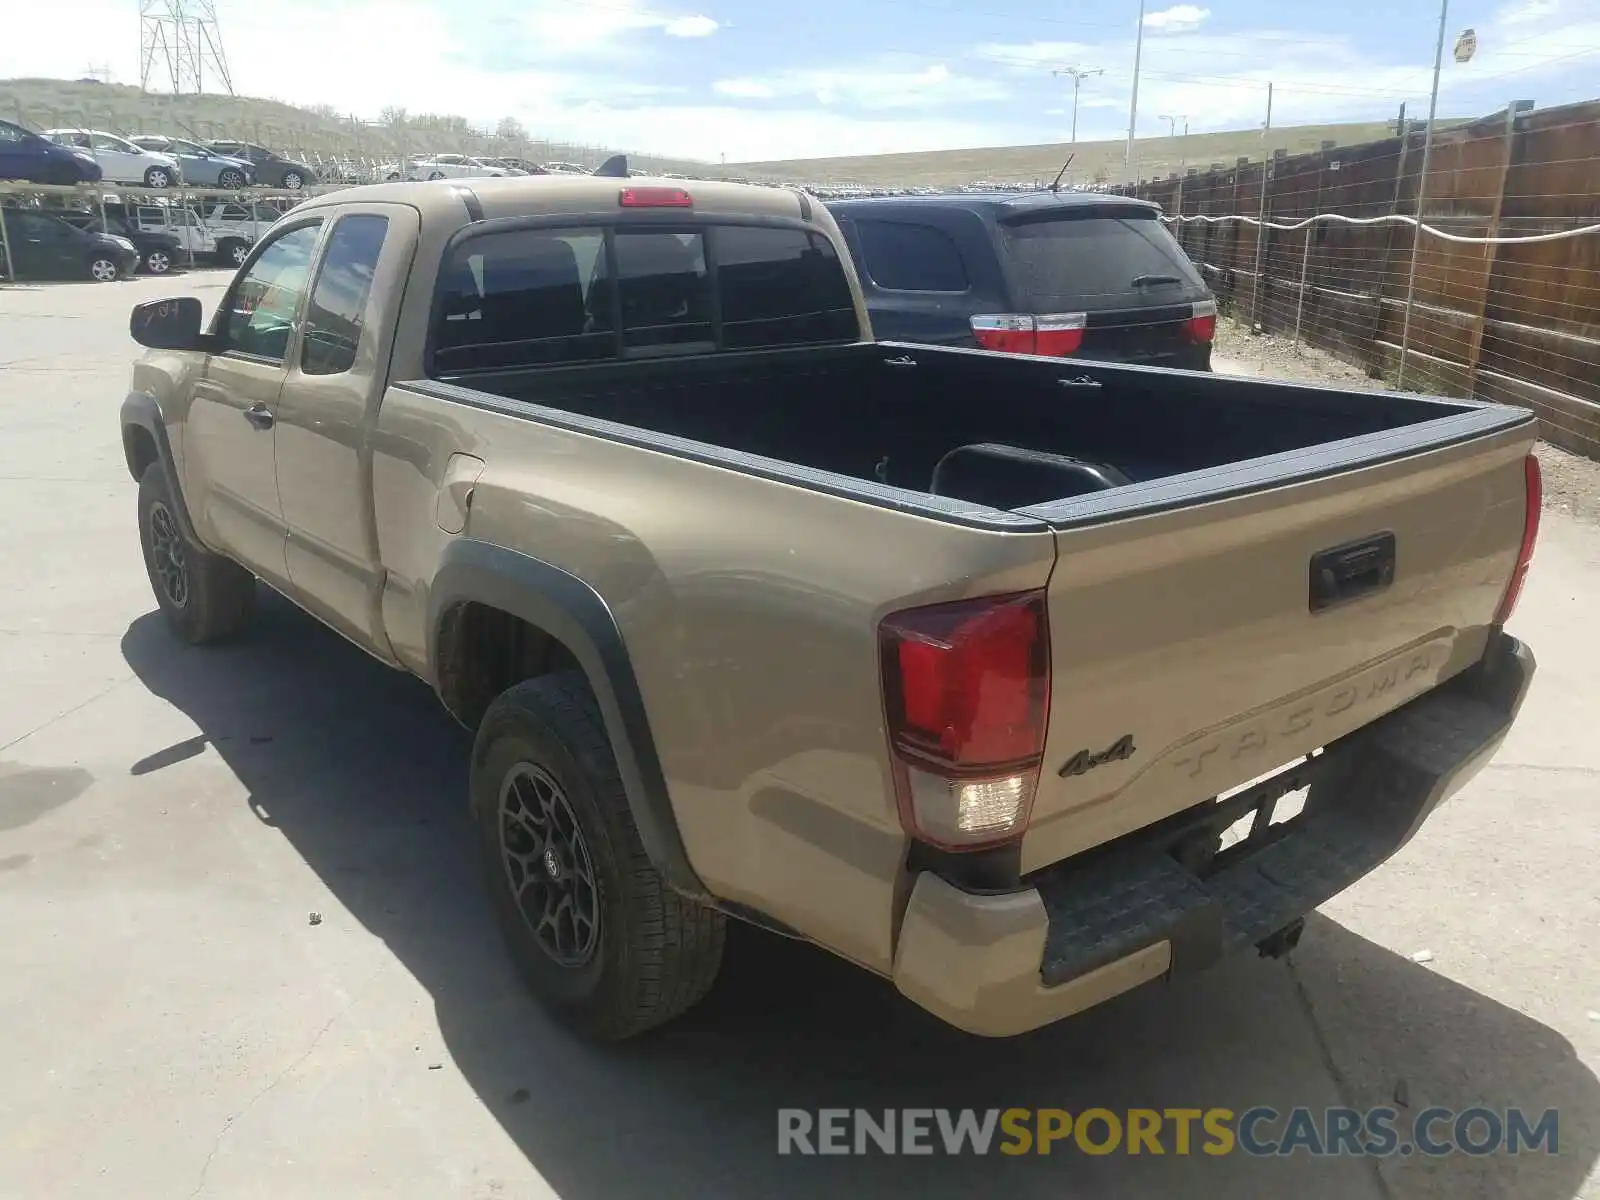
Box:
[1294,222,1314,348]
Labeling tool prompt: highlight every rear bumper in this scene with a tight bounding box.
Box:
[891,631,1535,1036]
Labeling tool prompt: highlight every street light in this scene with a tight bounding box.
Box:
[1127,0,1147,167]
[1398,0,1469,390]
[1053,66,1105,144]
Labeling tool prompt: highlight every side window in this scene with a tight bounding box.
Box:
[612,230,711,352]
[434,227,614,372]
[91,134,130,153]
[855,220,969,292]
[0,123,25,144]
[300,215,389,376]
[713,225,859,349]
[221,222,322,362]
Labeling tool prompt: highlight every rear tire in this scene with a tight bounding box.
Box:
[471,673,725,1040]
[137,466,256,644]
[426,170,445,180]
[217,239,249,268]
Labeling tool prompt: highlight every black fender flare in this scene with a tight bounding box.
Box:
[427,538,708,900]
[120,390,201,546]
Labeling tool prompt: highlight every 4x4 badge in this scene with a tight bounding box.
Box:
[1058,734,1136,778]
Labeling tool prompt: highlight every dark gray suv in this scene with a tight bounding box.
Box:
[827,192,1216,371]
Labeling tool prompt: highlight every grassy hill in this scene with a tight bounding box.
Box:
[1,77,1415,189]
[733,122,1407,188]
[0,78,712,176]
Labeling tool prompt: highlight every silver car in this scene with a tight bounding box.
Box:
[130,136,254,188]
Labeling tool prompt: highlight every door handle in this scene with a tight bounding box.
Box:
[242,403,275,430]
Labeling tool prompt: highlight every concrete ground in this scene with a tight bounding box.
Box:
[1,272,1597,1200]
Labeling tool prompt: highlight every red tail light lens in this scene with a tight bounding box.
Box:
[1185,299,1217,344]
[971,313,1086,357]
[619,186,693,208]
[880,591,1051,849]
[1494,454,1542,625]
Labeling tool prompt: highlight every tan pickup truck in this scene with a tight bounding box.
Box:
[121,173,1540,1041]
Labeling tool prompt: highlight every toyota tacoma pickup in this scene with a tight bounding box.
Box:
[121,174,1540,1040]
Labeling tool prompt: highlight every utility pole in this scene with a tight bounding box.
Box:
[1398,0,1451,390]
[1127,0,1146,170]
[1250,81,1274,329]
[1053,66,1104,143]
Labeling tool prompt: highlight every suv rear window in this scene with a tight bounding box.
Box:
[1001,213,1204,311]
[853,220,968,292]
[431,223,858,374]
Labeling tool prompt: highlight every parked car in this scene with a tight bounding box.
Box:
[475,157,529,176]
[542,161,590,175]
[107,200,252,265]
[41,129,182,188]
[129,135,253,188]
[203,141,311,189]
[827,191,1217,370]
[57,209,184,274]
[123,175,1539,1043]
[382,153,514,180]
[0,207,138,280]
[187,201,280,264]
[0,119,103,184]
[493,157,548,175]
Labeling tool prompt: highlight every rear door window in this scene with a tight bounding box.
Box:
[854,220,968,292]
[300,214,389,376]
[713,225,858,349]
[1001,213,1205,311]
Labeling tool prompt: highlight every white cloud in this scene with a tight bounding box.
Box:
[663,14,720,37]
[1496,0,1559,23]
[1143,5,1211,33]
[712,62,1009,110]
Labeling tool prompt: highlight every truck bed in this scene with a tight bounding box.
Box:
[430,340,1509,522]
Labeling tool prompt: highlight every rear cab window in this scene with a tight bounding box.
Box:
[431,222,858,375]
[1000,209,1206,312]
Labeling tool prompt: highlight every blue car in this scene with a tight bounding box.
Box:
[0,119,103,185]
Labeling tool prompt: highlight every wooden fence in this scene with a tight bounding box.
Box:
[1121,99,1600,459]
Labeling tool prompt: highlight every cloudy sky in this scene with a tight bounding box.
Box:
[4,0,1598,160]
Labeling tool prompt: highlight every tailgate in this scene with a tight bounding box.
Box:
[1020,421,1536,875]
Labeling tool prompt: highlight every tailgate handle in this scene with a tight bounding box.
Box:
[1309,533,1395,612]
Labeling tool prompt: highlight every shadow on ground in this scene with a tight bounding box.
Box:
[121,593,1600,1200]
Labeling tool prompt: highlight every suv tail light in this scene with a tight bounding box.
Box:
[619,186,693,208]
[879,591,1051,850]
[1493,454,1542,625]
[971,312,1086,357]
[1185,299,1217,344]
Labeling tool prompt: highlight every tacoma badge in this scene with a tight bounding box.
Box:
[1058,734,1137,778]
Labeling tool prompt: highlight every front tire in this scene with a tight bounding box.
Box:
[88,255,121,282]
[143,249,173,275]
[218,168,246,189]
[144,166,173,188]
[471,674,725,1040]
[426,170,446,180]
[281,170,305,190]
[137,466,256,644]
[217,239,250,267]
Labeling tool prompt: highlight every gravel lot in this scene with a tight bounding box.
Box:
[1,278,1597,1200]
[1213,317,1600,527]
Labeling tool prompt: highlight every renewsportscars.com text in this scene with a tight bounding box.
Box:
[777,1107,1559,1157]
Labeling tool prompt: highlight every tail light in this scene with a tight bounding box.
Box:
[1493,454,1542,625]
[971,312,1086,357]
[619,186,693,208]
[1185,299,1217,344]
[879,591,1051,850]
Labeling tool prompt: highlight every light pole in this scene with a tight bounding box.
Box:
[1053,66,1104,144]
[1127,0,1146,170]
[1397,0,1457,390]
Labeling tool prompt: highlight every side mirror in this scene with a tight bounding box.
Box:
[130,297,207,351]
